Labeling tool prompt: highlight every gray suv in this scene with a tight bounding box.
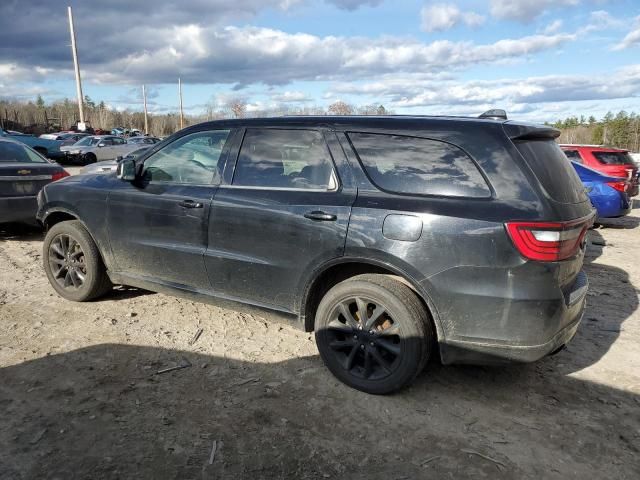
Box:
[36,114,594,394]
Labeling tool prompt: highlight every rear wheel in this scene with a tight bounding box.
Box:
[43,220,112,301]
[314,274,433,394]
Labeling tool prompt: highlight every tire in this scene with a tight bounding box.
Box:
[43,220,112,301]
[314,274,433,394]
[83,153,97,165]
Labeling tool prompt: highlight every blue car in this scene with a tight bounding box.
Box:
[571,161,631,219]
[0,129,64,161]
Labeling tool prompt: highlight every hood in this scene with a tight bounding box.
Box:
[60,144,93,152]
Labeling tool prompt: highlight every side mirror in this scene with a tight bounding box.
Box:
[115,155,124,162]
[117,158,136,181]
[97,142,106,147]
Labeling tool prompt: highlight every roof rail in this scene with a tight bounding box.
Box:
[478,109,507,120]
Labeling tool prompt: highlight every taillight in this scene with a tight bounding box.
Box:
[606,181,628,193]
[505,218,593,262]
[51,171,70,182]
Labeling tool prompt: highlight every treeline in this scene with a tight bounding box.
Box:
[550,111,640,152]
[0,96,392,137]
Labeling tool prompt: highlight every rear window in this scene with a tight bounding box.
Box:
[515,140,587,204]
[563,150,582,163]
[0,142,47,163]
[593,151,634,165]
[347,132,490,198]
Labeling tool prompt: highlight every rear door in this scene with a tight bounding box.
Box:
[107,129,233,289]
[205,127,355,312]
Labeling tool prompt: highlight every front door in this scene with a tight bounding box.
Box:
[107,129,233,289]
[95,137,116,161]
[206,128,355,312]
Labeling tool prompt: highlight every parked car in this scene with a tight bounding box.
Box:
[560,145,639,196]
[37,115,594,394]
[571,161,631,219]
[630,152,640,169]
[0,138,69,225]
[59,135,139,165]
[80,146,151,175]
[1,129,64,161]
[40,132,91,146]
[127,136,161,145]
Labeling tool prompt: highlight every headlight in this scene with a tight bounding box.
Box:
[71,149,81,154]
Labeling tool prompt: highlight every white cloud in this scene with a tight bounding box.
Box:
[325,0,383,10]
[73,26,575,86]
[541,19,563,35]
[270,91,312,102]
[421,3,485,33]
[326,64,640,113]
[490,0,579,23]
[613,16,640,50]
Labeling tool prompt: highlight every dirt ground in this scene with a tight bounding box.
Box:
[1,209,639,479]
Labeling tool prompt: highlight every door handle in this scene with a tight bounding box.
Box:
[304,210,337,221]
[179,199,203,208]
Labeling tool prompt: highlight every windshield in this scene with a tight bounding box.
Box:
[0,142,48,163]
[593,151,634,166]
[74,136,101,146]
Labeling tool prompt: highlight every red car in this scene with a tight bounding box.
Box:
[560,145,639,197]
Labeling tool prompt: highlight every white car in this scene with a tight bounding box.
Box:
[60,135,140,164]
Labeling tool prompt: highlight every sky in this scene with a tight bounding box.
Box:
[0,0,639,123]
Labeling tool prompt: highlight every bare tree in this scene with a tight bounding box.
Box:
[226,97,247,119]
[328,101,354,115]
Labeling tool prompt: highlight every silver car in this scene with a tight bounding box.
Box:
[80,146,151,175]
[60,135,140,165]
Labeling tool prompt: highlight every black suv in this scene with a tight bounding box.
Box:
[37,115,594,394]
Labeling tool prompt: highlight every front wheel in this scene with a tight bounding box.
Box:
[314,274,433,394]
[83,153,97,165]
[43,220,112,301]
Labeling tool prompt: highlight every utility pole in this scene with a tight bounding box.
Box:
[178,78,184,130]
[67,6,85,129]
[142,84,148,134]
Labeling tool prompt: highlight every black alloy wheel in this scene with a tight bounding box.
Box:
[48,233,87,290]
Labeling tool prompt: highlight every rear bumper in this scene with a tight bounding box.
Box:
[0,195,38,223]
[433,268,588,365]
[440,312,583,365]
[594,191,632,219]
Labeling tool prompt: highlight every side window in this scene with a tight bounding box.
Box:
[232,129,336,190]
[142,130,231,184]
[563,150,582,163]
[100,138,114,146]
[348,132,490,198]
[113,137,125,145]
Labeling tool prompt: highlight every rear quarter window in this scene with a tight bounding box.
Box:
[347,132,491,198]
[515,140,588,204]
[563,150,582,163]
[592,151,634,165]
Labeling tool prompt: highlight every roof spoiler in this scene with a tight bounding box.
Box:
[478,109,507,120]
[503,122,561,140]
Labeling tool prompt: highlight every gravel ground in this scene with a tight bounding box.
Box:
[0,208,639,479]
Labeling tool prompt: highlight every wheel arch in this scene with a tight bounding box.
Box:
[299,257,444,344]
[41,208,111,269]
[42,208,79,230]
